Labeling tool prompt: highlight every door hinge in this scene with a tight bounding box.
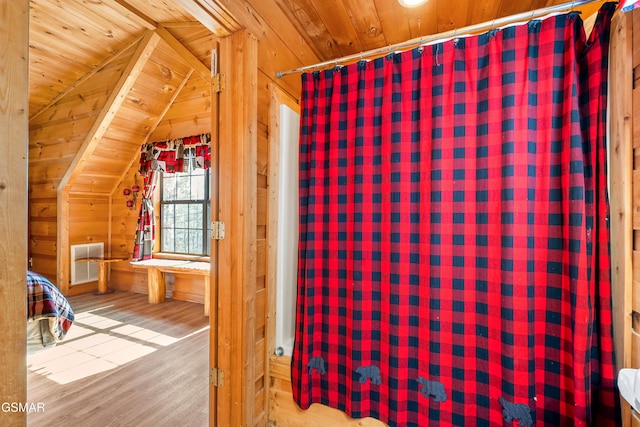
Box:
[211,221,225,240]
[210,367,225,387]
[212,73,226,93]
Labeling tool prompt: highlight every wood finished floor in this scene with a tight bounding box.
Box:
[27,290,209,427]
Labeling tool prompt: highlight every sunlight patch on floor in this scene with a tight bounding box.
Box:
[27,308,208,385]
[112,324,179,345]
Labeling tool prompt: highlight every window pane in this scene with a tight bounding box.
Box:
[206,205,211,253]
[175,174,191,201]
[174,229,189,253]
[163,175,177,200]
[162,203,175,225]
[191,169,205,200]
[189,230,203,254]
[188,204,203,229]
[162,226,174,252]
[175,204,189,228]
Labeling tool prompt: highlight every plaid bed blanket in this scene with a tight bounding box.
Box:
[27,270,74,339]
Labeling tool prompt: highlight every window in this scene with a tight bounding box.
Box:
[160,168,210,256]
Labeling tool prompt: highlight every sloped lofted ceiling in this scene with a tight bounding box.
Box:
[28,0,611,119]
[28,0,227,196]
[28,0,239,117]
[26,0,610,197]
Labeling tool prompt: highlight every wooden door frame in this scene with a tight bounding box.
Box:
[212,29,258,427]
[209,40,221,427]
[0,1,29,426]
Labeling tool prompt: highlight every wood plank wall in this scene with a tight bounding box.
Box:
[631,8,640,387]
[108,70,212,302]
[65,193,111,295]
[194,2,313,425]
[0,1,29,426]
[249,5,317,423]
[109,165,148,293]
[28,46,134,281]
[596,7,639,427]
[255,71,271,426]
[107,30,215,303]
[627,8,640,427]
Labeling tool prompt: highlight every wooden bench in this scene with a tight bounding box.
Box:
[130,259,210,315]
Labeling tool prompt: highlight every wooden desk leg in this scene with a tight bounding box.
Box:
[147,268,166,304]
[94,261,114,295]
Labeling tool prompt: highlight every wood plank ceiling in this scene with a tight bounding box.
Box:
[28,0,234,118]
[273,0,610,64]
[26,0,609,195]
[28,0,610,119]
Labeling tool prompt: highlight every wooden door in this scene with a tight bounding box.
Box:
[211,29,259,427]
[209,41,221,427]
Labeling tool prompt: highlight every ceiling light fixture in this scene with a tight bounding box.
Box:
[398,0,428,7]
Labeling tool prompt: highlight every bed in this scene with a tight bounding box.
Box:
[27,270,75,354]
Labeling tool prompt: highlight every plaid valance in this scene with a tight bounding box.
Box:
[138,133,211,175]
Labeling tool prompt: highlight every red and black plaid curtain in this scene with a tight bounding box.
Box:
[292,4,617,427]
[131,133,211,261]
[131,171,158,261]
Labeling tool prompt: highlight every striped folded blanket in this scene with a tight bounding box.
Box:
[27,270,74,340]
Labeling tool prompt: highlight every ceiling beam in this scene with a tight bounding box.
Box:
[160,21,210,29]
[156,25,212,80]
[58,29,161,192]
[174,0,242,36]
[110,0,157,30]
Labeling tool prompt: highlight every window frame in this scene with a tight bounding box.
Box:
[158,168,211,257]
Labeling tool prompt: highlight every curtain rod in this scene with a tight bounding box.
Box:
[276,0,605,78]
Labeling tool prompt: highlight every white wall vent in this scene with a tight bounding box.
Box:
[71,242,104,285]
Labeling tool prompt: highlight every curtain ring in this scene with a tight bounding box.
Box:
[571,0,576,11]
